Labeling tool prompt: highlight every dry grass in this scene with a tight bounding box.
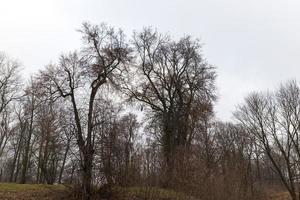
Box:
[268,192,290,200]
[0,183,290,200]
[113,186,199,200]
[0,183,71,200]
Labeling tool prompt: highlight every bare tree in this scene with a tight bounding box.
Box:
[0,24,273,200]
[0,53,21,158]
[40,23,131,200]
[0,53,20,114]
[235,80,300,200]
[124,28,216,186]
[58,107,76,184]
[20,80,39,184]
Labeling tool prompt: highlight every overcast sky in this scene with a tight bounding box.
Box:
[1,0,300,121]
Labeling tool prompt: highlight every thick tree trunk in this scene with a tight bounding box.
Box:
[82,150,93,200]
[162,117,175,188]
[81,85,100,200]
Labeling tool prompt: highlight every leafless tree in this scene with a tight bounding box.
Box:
[123,28,216,186]
[0,24,275,200]
[0,53,21,158]
[20,80,39,184]
[235,80,300,200]
[0,53,20,114]
[40,23,131,200]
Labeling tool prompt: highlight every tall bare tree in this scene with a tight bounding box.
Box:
[124,28,216,186]
[0,53,20,158]
[41,23,131,200]
[235,80,300,200]
[20,80,39,184]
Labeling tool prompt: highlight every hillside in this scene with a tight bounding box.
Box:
[0,184,71,200]
[0,183,291,200]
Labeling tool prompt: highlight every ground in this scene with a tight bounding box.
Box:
[0,184,199,200]
[0,183,292,200]
[0,183,71,200]
[112,187,199,200]
[268,192,290,200]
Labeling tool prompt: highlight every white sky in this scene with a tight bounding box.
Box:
[1,0,300,121]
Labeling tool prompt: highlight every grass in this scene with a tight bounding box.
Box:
[0,183,70,200]
[0,184,197,200]
[268,192,290,200]
[117,186,294,200]
[0,183,288,200]
[114,186,199,200]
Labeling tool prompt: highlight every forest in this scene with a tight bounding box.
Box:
[0,22,297,200]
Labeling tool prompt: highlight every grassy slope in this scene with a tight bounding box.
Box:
[116,187,292,200]
[0,184,195,200]
[117,188,292,200]
[113,187,199,200]
[0,183,70,200]
[0,184,290,200]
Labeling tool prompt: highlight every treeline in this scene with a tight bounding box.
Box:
[0,23,293,200]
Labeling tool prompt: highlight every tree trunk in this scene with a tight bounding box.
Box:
[14,149,22,182]
[58,139,70,183]
[20,105,34,184]
[162,118,175,188]
[82,149,93,200]
[9,135,22,182]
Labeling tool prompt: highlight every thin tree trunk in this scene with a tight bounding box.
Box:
[58,139,70,183]
[9,134,22,182]
[14,148,22,182]
[20,107,34,184]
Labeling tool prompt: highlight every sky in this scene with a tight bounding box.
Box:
[1,0,300,121]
